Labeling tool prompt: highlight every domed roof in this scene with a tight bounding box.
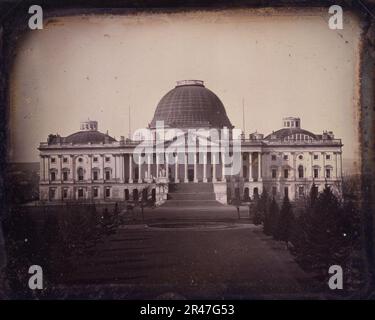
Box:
[150,80,232,128]
[65,130,116,144]
[264,128,317,140]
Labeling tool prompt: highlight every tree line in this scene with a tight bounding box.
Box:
[251,182,362,291]
[2,203,122,298]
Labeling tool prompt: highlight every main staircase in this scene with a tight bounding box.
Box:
[163,183,223,207]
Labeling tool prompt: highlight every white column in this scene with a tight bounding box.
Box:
[193,153,198,182]
[335,152,338,178]
[212,153,217,182]
[156,153,159,178]
[147,153,151,181]
[221,153,226,182]
[175,153,179,183]
[122,154,125,182]
[240,153,243,178]
[166,153,169,181]
[258,152,262,181]
[203,153,207,182]
[138,154,142,183]
[114,154,117,181]
[249,152,253,182]
[184,153,188,182]
[129,154,133,183]
[118,154,123,183]
[40,156,45,181]
[47,156,50,182]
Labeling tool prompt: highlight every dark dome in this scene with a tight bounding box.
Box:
[264,128,317,140]
[150,80,232,128]
[64,130,116,144]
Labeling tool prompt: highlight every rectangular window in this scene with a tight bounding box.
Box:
[93,157,98,162]
[63,157,68,163]
[271,155,276,161]
[326,154,331,160]
[105,157,110,162]
[51,172,56,181]
[283,155,288,160]
[93,171,98,180]
[284,169,289,179]
[62,188,68,199]
[63,171,68,181]
[105,171,110,180]
[105,188,110,198]
[272,169,277,179]
[326,169,331,178]
[314,168,319,179]
[51,157,56,163]
[93,188,98,198]
[78,189,84,198]
[314,154,319,160]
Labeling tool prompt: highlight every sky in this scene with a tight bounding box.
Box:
[9,8,362,171]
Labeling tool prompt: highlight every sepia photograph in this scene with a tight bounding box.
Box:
[0,0,375,306]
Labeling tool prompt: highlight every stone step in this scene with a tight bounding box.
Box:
[161,200,223,207]
[167,192,216,200]
[168,183,214,193]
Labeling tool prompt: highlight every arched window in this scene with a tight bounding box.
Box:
[77,168,84,181]
[124,189,130,201]
[253,187,259,196]
[298,165,304,178]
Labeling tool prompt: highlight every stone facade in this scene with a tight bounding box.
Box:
[38,82,343,204]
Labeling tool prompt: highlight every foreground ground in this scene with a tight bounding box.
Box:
[52,204,321,299]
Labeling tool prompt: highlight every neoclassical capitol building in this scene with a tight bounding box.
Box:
[39,80,343,204]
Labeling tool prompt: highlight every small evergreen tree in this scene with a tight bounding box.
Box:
[261,189,272,235]
[267,197,280,238]
[276,195,294,244]
[259,188,269,224]
[252,192,262,225]
[294,184,348,281]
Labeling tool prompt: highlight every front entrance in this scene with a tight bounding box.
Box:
[188,167,194,182]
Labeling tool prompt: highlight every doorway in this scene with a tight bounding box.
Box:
[188,168,194,182]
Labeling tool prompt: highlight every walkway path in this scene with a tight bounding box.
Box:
[62,205,316,299]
